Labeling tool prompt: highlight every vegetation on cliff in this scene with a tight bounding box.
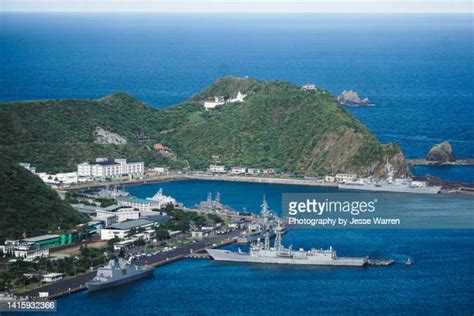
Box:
[0,76,407,176]
[0,157,87,241]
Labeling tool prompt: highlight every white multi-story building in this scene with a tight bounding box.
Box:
[13,244,50,261]
[77,158,144,179]
[96,207,140,223]
[208,164,226,173]
[204,96,225,110]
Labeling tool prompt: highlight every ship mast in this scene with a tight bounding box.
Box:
[274,220,282,251]
[261,195,270,230]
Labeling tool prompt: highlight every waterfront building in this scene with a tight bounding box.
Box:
[325,175,336,182]
[247,168,261,175]
[204,96,225,110]
[231,167,247,175]
[335,173,357,183]
[262,168,276,175]
[77,158,144,179]
[42,273,63,283]
[208,164,226,173]
[228,91,247,103]
[152,166,169,174]
[99,219,157,240]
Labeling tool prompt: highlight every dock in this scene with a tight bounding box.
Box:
[186,253,211,259]
[22,230,241,299]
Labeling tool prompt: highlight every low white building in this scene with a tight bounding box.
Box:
[228,91,247,103]
[204,96,225,110]
[231,167,246,175]
[152,167,169,174]
[335,173,357,183]
[262,168,276,175]
[77,158,144,179]
[247,168,261,175]
[36,172,79,186]
[42,273,63,283]
[325,175,336,182]
[208,164,226,173]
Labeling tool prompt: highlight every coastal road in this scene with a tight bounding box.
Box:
[23,230,242,299]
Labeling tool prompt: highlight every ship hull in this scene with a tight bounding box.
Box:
[206,249,366,267]
[338,184,441,194]
[86,267,154,292]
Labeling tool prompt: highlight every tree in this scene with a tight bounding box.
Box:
[155,229,170,241]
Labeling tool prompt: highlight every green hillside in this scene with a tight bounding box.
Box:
[0,76,408,176]
[0,157,87,241]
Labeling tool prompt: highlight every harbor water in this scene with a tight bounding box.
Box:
[52,180,474,315]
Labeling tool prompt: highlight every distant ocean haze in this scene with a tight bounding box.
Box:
[1,13,473,178]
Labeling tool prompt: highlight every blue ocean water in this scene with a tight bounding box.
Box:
[1,13,473,164]
[55,180,474,314]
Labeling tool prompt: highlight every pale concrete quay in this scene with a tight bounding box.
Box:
[64,173,338,191]
[183,174,338,188]
[407,158,474,167]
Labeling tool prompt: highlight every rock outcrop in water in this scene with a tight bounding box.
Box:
[426,141,456,164]
[337,90,370,106]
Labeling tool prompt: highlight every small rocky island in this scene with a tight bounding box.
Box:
[426,141,456,164]
[337,90,371,106]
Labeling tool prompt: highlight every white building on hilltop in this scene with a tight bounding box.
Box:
[228,91,247,103]
[77,158,144,179]
[302,83,317,91]
[204,96,225,110]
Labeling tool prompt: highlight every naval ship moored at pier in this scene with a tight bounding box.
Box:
[86,258,154,292]
[207,221,368,267]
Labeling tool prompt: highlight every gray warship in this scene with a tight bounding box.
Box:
[338,160,442,194]
[208,222,367,267]
[86,258,154,292]
[237,197,287,244]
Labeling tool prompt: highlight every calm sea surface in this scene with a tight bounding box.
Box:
[1,14,473,178]
[54,180,474,315]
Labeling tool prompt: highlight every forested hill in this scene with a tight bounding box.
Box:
[0,157,86,240]
[0,76,408,177]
